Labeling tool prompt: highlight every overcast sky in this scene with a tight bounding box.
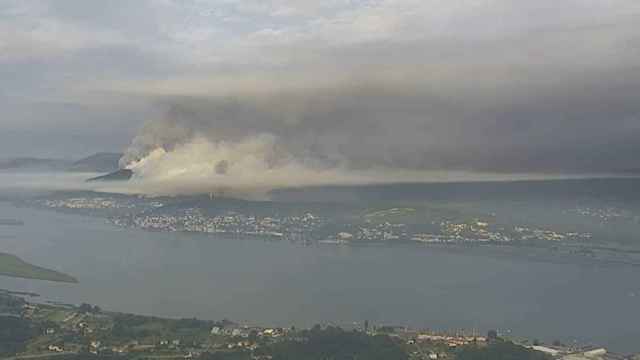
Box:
[2,0,640,175]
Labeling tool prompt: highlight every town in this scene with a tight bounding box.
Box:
[29,194,594,246]
[111,208,594,245]
[1,291,636,360]
[25,192,640,269]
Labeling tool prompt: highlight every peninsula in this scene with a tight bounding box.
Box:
[0,252,77,283]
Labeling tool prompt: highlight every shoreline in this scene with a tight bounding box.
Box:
[0,252,78,284]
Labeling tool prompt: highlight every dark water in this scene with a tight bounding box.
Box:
[1,202,639,352]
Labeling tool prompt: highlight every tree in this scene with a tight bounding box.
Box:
[0,316,37,355]
[78,303,101,314]
[264,326,408,360]
[248,330,258,343]
[552,340,564,347]
[199,351,251,360]
[456,340,552,360]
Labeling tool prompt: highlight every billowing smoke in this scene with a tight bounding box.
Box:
[115,129,583,198]
[118,106,198,169]
[4,0,640,192]
[116,92,386,196]
[113,75,630,197]
[118,134,372,197]
[87,0,640,195]
[113,11,640,197]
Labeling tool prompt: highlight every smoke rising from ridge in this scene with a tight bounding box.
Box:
[116,92,398,196]
[28,0,635,196]
[114,68,635,197]
[4,0,640,181]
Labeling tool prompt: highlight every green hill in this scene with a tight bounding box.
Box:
[69,152,122,173]
[0,253,77,283]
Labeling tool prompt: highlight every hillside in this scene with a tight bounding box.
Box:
[86,168,133,182]
[0,252,78,283]
[0,152,122,174]
[68,152,122,173]
[0,157,70,171]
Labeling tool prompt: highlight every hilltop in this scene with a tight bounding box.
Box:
[0,252,77,283]
[0,157,70,171]
[86,169,133,182]
[67,153,122,173]
[0,153,123,174]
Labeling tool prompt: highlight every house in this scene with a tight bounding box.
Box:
[48,345,64,352]
[530,345,562,356]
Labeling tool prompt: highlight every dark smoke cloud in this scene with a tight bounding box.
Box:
[121,63,640,176]
[3,0,640,184]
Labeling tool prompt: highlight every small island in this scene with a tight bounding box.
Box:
[0,252,78,283]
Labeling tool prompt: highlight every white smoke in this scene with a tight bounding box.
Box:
[118,111,196,169]
[116,134,374,197]
[104,132,604,198]
[109,81,629,198]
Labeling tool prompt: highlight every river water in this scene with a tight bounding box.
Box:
[1,202,639,352]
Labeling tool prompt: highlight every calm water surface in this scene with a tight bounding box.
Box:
[1,202,639,352]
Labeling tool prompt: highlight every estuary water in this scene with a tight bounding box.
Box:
[1,201,639,352]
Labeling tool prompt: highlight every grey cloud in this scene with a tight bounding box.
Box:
[121,61,640,175]
[2,0,640,178]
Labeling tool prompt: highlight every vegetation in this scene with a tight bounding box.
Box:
[111,313,215,340]
[0,252,78,283]
[455,339,552,360]
[0,293,561,360]
[200,351,252,360]
[0,316,39,356]
[0,291,27,313]
[78,303,102,314]
[257,326,408,360]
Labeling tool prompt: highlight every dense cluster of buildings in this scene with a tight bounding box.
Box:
[514,226,592,242]
[42,197,138,210]
[567,206,637,223]
[108,205,594,246]
[350,222,407,242]
[327,219,593,245]
[35,196,165,214]
[112,208,324,240]
[36,196,593,246]
[435,220,510,242]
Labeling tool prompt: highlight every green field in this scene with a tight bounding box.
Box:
[0,252,78,283]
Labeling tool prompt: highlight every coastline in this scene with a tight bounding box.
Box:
[0,252,78,284]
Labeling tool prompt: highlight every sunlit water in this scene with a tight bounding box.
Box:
[1,202,639,352]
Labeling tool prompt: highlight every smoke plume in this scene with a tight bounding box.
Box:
[113,78,626,197]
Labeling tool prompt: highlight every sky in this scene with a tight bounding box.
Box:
[2,0,640,178]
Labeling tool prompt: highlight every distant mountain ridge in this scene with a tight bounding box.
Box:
[0,153,123,173]
[68,152,122,173]
[86,168,133,182]
[0,157,71,171]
